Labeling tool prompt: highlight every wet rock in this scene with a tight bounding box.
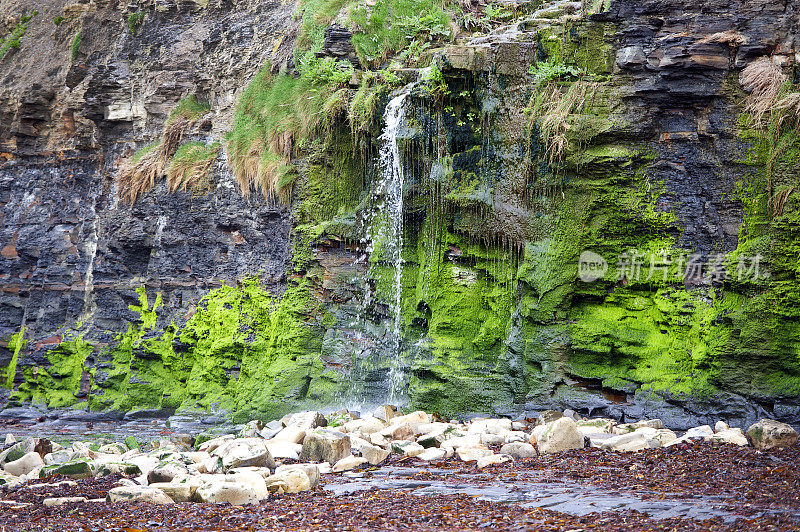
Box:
[300,429,351,464]
[40,459,93,479]
[746,419,799,449]
[537,411,564,426]
[107,485,175,504]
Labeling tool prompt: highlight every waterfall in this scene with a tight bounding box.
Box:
[367,85,412,404]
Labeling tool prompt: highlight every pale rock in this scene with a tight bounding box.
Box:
[194,481,260,504]
[576,418,616,435]
[107,486,174,504]
[391,441,424,457]
[372,405,397,422]
[368,432,390,448]
[537,410,563,426]
[275,463,320,487]
[479,433,506,446]
[183,451,211,464]
[0,473,22,488]
[469,418,512,435]
[44,450,74,466]
[198,435,234,454]
[332,455,368,472]
[212,438,275,470]
[714,421,729,433]
[265,470,312,493]
[416,448,447,461]
[476,454,511,468]
[200,455,223,474]
[43,497,87,507]
[456,445,492,462]
[379,422,415,441]
[272,426,306,444]
[535,418,584,454]
[612,419,664,434]
[3,452,44,477]
[343,417,385,435]
[4,434,15,445]
[265,441,302,460]
[685,425,714,440]
[440,434,481,452]
[511,422,526,431]
[98,443,126,455]
[599,432,651,452]
[281,411,327,430]
[360,444,390,465]
[149,482,193,502]
[499,442,537,459]
[711,428,749,446]
[348,435,372,453]
[148,461,191,484]
[504,431,528,443]
[391,411,430,425]
[317,462,332,474]
[746,419,799,449]
[300,430,351,464]
[226,471,268,500]
[417,430,447,448]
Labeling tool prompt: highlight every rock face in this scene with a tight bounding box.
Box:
[0,0,799,429]
[746,419,800,449]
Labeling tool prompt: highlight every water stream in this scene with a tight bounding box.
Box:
[367,85,413,404]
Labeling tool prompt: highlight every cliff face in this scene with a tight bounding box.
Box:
[0,0,799,428]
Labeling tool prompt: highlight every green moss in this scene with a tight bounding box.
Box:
[167,95,211,124]
[128,12,145,35]
[14,334,93,408]
[70,31,82,62]
[348,0,453,66]
[0,10,36,61]
[3,327,25,389]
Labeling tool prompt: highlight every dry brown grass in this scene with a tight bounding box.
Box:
[116,145,164,203]
[166,142,221,194]
[528,80,595,164]
[116,98,213,202]
[698,30,749,46]
[740,57,787,127]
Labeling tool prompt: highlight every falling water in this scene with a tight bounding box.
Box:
[367,85,412,404]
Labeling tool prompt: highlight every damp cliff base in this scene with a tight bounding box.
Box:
[0,0,799,430]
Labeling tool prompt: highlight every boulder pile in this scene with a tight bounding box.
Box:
[0,407,797,505]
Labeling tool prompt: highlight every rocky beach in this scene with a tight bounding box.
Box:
[1,406,799,530]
